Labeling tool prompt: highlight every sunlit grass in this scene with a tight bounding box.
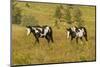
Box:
[12,2,96,65]
[12,23,96,65]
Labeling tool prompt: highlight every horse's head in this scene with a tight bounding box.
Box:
[71,26,77,32]
[66,28,71,39]
[26,26,32,36]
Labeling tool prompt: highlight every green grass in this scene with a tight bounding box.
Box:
[12,2,96,65]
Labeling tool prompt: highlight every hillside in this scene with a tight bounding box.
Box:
[12,1,96,65]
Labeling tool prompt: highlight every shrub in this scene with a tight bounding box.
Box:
[21,15,38,26]
[72,7,84,27]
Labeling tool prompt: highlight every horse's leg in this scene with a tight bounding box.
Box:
[70,37,73,43]
[84,35,88,41]
[36,37,39,43]
[34,38,39,44]
[49,32,54,43]
[80,37,83,44]
[34,35,39,44]
[50,35,54,43]
[76,37,78,44]
[45,35,50,43]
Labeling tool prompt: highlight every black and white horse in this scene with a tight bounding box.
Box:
[66,26,88,43]
[26,25,54,43]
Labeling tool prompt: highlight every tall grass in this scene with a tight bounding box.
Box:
[12,2,96,65]
[12,23,96,65]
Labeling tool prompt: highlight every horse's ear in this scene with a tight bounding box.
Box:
[26,25,29,28]
[75,26,77,28]
[26,25,31,28]
[66,28,69,31]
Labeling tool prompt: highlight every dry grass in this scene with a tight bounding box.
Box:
[12,24,96,65]
[12,2,96,65]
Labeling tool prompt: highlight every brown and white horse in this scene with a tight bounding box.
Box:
[66,26,88,43]
[26,25,54,44]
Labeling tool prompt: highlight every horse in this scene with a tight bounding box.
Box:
[26,25,54,44]
[66,26,88,44]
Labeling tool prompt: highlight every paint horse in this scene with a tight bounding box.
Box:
[66,26,88,43]
[26,25,54,44]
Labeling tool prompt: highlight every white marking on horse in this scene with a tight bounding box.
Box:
[67,31,70,39]
[76,29,84,37]
[32,27,39,33]
[71,26,76,32]
[40,27,50,37]
[26,28,31,36]
[37,28,43,32]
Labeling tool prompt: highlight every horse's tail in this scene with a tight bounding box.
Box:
[83,27,87,35]
[49,27,54,42]
[83,27,88,41]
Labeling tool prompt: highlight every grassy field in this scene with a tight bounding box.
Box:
[12,2,96,65]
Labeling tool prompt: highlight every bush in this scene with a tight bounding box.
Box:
[64,7,72,24]
[21,15,38,26]
[12,0,22,24]
[72,7,84,27]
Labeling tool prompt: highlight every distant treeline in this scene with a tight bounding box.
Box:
[12,0,84,27]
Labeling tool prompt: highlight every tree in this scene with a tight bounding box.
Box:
[64,7,72,24]
[54,6,62,20]
[12,0,22,24]
[21,15,38,26]
[53,5,63,28]
[25,3,30,8]
[72,7,84,27]
[67,4,74,9]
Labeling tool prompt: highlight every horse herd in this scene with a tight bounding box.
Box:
[26,25,88,44]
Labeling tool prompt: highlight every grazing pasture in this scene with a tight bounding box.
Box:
[12,2,96,65]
